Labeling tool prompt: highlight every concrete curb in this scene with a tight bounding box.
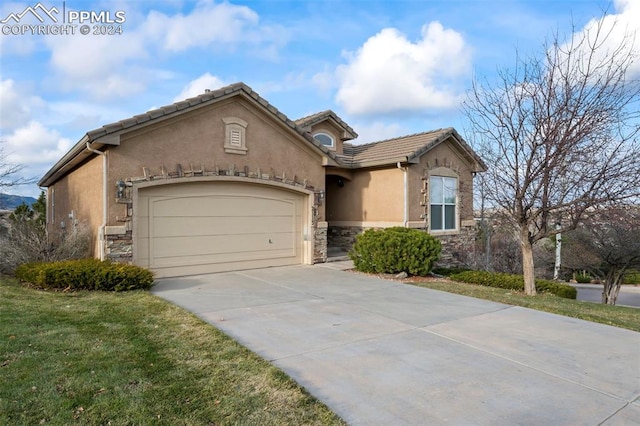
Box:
[569,283,640,293]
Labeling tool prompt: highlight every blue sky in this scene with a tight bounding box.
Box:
[1,0,637,197]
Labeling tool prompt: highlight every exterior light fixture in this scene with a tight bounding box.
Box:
[116,179,126,199]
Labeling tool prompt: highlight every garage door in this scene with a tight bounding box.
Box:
[136,181,306,277]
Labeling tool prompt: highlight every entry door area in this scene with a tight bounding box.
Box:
[135,181,306,278]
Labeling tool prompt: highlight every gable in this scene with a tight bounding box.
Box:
[39,83,338,188]
[108,96,328,192]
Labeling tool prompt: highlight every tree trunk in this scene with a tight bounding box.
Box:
[602,270,624,305]
[519,226,537,296]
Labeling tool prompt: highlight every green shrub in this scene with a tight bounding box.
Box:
[348,227,441,276]
[450,270,577,299]
[574,271,592,283]
[535,280,578,299]
[15,259,154,292]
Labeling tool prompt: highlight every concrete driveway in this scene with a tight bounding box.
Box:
[153,264,640,425]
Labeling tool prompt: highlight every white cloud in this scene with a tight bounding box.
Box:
[35,1,285,101]
[567,0,640,77]
[0,78,46,132]
[142,0,259,52]
[173,73,226,101]
[335,22,472,116]
[43,28,148,100]
[4,121,72,166]
[348,121,407,144]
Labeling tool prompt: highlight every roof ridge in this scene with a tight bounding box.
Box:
[350,127,453,148]
[294,109,333,123]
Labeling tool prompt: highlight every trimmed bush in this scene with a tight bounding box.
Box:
[349,227,441,276]
[575,271,592,283]
[450,270,577,299]
[15,259,154,292]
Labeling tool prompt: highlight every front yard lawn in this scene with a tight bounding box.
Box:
[0,276,344,425]
[404,277,640,332]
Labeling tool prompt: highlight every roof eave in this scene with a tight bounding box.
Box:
[347,157,410,169]
[38,135,120,187]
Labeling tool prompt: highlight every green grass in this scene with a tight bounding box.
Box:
[406,278,640,332]
[0,276,344,425]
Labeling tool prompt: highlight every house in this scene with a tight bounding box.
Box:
[39,83,486,278]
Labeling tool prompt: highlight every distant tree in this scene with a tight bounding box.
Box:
[563,205,640,305]
[10,192,46,226]
[463,16,640,295]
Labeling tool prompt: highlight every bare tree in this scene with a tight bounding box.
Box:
[0,141,30,201]
[0,143,25,187]
[563,205,640,305]
[463,16,640,295]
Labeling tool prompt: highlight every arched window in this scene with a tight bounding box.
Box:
[313,132,334,148]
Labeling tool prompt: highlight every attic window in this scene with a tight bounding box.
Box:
[222,117,248,155]
[313,132,334,148]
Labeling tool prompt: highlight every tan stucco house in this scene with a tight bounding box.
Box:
[39,82,486,278]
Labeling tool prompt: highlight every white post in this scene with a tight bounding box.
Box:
[553,223,562,280]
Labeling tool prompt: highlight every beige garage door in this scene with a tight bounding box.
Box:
[136,181,306,278]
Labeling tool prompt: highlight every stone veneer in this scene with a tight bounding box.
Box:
[105,229,133,263]
[327,223,477,269]
[314,222,328,263]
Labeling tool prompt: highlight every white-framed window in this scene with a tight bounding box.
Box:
[430,176,457,231]
[313,132,334,148]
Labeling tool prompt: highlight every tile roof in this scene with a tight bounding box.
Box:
[340,128,486,171]
[295,110,358,140]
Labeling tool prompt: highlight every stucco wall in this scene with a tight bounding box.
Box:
[47,154,104,256]
[106,96,327,225]
[326,167,403,224]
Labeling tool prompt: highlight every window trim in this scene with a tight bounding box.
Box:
[313,132,334,148]
[429,175,459,233]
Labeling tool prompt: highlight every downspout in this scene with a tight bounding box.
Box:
[397,162,408,227]
[86,142,107,260]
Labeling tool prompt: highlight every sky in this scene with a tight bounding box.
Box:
[0,0,638,198]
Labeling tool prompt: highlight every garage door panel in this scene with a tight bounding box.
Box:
[151,215,297,238]
[152,247,298,269]
[151,231,297,259]
[153,196,296,217]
